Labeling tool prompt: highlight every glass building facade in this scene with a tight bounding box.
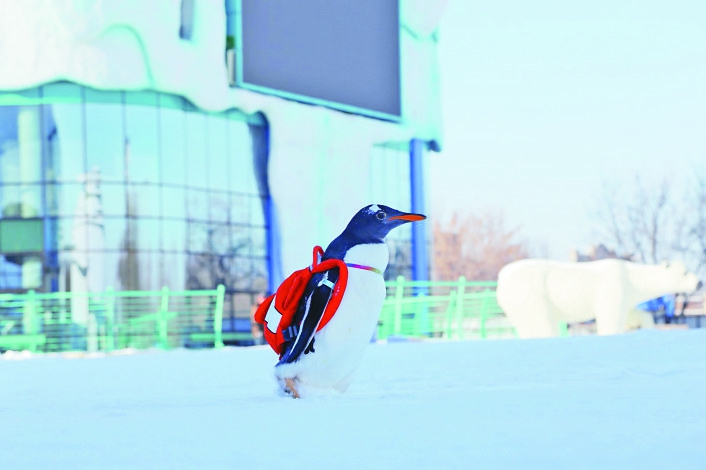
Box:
[369,144,414,281]
[0,83,269,320]
[0,83,423,324]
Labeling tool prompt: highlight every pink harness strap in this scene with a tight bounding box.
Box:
[346,263,383,276]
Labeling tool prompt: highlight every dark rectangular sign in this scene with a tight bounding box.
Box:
[236,0,401,121]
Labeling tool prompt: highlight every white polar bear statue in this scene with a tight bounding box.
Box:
[496,259,702,338]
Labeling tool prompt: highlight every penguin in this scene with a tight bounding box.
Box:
[274,204,426,398]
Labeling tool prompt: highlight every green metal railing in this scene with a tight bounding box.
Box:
[0,285,243,353]
[378,276,516,340]
[0,277,516,354]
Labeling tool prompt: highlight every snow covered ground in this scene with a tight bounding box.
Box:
[2,330,705,469]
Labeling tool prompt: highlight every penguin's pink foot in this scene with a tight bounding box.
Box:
[282,377,300,399]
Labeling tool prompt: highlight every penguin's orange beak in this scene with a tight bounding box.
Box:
[389,213,426,222]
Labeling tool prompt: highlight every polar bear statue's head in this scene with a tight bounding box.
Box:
[660,261,702,293]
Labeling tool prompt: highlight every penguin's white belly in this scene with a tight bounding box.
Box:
[299,269,386,387]
[275,244,388,390]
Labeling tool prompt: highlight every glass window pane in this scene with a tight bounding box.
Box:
[44,183,59,216]
[116,249,139,291]
[55,217,76,252]
[51,103,85,183]
[184,111,207,188]
[85,102,125,183]
[250,195,264,226]
[230,226,252,258]
[250,227,267,258]
[160,107,186,186]
[0,106,20,183]
[44,217,59,254]
[0,255,22,289]
[124,102,160,184]
[101,251,122,291]
[0,88,270,297]
[186,220,209,253]
[83,250,107,291]
[186,252,214,289]
[17,183,43,216]
[162,252,186,290]
[127,184,160,218]
[209,192,229,223]
[161,186,185,219]
[100,183,127,217]
[84,217,107,254]
[232,292,254,318]
[17,106,43,186]
[68,214,90,255]
[57,250,75,290]
[369,145,412,278]
[186,188,209,221]
[0,184,20,216]
[229,256,252,291]
[54,183,84,218]
[209,223,231,256]
[134,219,161,252]
[230,193,249,225]
[162,219,187,253]
[102,217,127,252]
[251,258,268,293]
[64,248,90,291]
[227,120,254,193]
[369,145,411,210]
[207,114,230,192]
[138,250,161,291]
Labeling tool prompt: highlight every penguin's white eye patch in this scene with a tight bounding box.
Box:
[376,211,386,220]
[367,204,381,214]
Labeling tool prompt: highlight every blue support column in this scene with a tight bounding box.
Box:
[265,198,284,295]
[249,114,283,296]
[410,138,429,282]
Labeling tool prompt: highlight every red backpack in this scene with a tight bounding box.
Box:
[253,246,349,356]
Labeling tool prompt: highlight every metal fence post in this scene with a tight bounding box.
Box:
[445,289,456,339]
[455,276,466,340]
[393,276,405,336]
[105,287,115,352]
[413,291,429,337]
[214,285,225,348]
[23,290,37,352]
[158,286,170,349]
[480,289,490,339]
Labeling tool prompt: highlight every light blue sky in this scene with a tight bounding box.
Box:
[431,0,706,259]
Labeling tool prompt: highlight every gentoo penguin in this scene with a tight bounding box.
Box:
[274,204,426,398]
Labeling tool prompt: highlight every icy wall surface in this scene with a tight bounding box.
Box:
[0,0,446,275]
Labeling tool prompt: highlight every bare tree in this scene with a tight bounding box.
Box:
[595,175,673,264]
[676,170,706,273]
[594,170,706,277]
[433,211,529,281]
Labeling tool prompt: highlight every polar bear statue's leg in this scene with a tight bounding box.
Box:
[594,297,630,335]
[625,309,655,330]
[502,294,561,339]
[637,310,655,329]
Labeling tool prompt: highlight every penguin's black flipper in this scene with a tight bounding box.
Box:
[277,269,339,365]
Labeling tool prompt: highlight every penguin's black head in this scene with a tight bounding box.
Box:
[344,204,426,243]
